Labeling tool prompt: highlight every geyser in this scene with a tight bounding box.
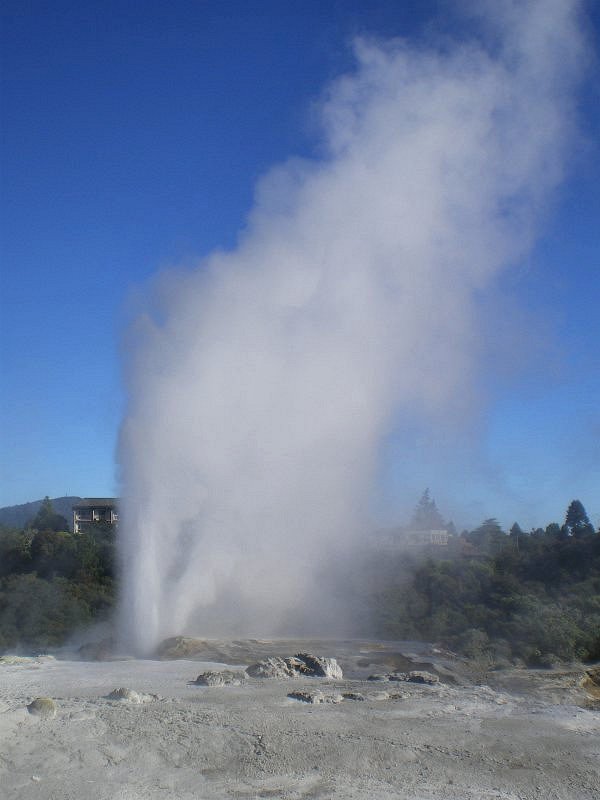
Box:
[119,0,586,655]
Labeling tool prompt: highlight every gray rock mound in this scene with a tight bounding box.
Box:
[295,653,343,679]
[406,670,439,684]
[367,670,439,685]
[106,687,158,703]
[27,697,56,718]
[288,690,344,704]
[246,656,297,678]
[247,653,342,679]
[194,670,247,686]
[342,691,365,701]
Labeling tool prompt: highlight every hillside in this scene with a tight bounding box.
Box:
[0,497,82,531]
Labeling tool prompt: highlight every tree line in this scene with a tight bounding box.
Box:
[0,498,115,651]
[0,494,598,663]
[368,494,600,666]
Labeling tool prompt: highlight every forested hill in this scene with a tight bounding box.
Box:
[0,497,82,531]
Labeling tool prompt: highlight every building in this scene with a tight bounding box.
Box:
[372,527,449,551]
[405,529,449,547]
[73,498,119,534]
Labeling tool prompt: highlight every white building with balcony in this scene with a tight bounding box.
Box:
[72,498,118,534]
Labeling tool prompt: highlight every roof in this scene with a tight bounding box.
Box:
[72,498,119,509]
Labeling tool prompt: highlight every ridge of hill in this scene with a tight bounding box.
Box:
[0,497,82,531]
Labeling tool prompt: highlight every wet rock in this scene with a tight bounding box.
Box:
[247,653,343,679]
[194,670,247,686]
[367,674,389,682]
[27,697,56,718]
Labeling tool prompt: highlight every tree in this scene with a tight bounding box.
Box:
[509,522,524,552]
[29,497,69,533]
[468,518,506,555]
[545,522,561,538]
[564,500,594,538]
[411,489,446,530]
[509,523,524,538]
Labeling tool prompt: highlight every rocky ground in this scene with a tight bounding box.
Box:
[1,639,599,799]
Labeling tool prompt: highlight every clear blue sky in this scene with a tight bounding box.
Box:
[1,0,599,529]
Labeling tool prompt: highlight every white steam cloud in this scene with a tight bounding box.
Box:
[119,0,586,654]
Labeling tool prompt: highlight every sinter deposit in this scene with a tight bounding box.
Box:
[246,653,343,679]
[1,640,598,800]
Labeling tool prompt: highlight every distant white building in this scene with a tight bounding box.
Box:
[406,529,449,547]
[72,498,118,534]
[372,527,449,551]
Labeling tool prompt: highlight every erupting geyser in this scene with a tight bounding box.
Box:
[118,1,586,655]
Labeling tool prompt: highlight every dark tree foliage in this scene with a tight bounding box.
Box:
[465,518,507,555]
[369,499,600,665]
[545,522,561,538]
[564,499,595,538]
[0,512,116,652]
[28,496,69,533]
[1,493,598,660]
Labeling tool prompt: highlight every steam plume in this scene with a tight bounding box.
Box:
[119,1,586,654]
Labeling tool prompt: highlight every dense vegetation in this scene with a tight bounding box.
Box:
[0,494,598,664]
[0,498,115,651]
[369,495,600,665]
[0,495,82,530]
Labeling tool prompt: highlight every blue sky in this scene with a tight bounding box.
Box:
[1,0,599,529]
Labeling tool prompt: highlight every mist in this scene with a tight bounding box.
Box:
[118,0,586,655]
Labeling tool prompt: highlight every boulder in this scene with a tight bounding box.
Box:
[247,653,342,679]
[194,670,247,686]
[295,653,343,679]
[246,656,299,678]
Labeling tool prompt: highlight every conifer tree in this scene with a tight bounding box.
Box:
[411,489,446,530]
[564,500,594,538]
